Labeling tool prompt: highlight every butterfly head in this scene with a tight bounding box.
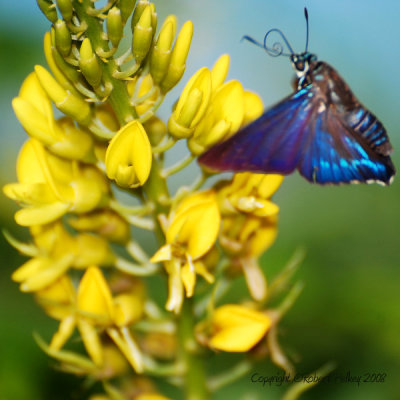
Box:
[290,52,317,79]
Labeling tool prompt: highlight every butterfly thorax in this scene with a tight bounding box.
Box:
[306,61,359,113]
[290,52,317,89]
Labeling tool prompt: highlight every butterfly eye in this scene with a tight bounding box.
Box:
[296,61,305,71]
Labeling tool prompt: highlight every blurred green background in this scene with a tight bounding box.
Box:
[1,1,399,399]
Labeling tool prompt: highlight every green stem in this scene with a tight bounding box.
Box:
[178,299,208,400]
[75,0,170,239]
[162,154,195,178]
[143,156,170,242]
[74,0,138,125]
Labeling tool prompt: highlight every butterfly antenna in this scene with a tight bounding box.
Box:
[242,35,266,50]
[304,7,309,52]
[242,28,294,58]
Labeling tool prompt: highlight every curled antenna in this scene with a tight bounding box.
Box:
[242,29,295,57]
[243,9,312,57]
[304,8,309,52]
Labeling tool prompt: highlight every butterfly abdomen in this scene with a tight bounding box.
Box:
[347,106,393,156]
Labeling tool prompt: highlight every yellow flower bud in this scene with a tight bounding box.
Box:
[150,18,175,84]
[218,172,283,218]
[50,117,94,161]
[127,74,158,116]
[168,67,211,139]
[80,38,102,88]
[107,7,123,47]
[113,293,143,326]
[68,210,130,244]
[54,19,72,57]
[74,233,115,268]
[93,345,129,379]
[151,190,220,313]
[105,120,152,188]
[221,215,278,258]
[143,116,167,146]
[12,72,58,146]
[44,32,82,97]
[166,190,220,259]
[50,315,76,351]
[188,80,245,155]
[243,90,264,125]
[4,139,107,226]
[132,5,153,64]
[78,318,104,365]
[77,266,115,325]
[3,140,68,226]
[69,176,104,214]
[119,0,137,23]
[209,304,271,352]
[93,104,120,132]
[35,274,75,320]
[149,3,157,35]
[136,394,173,400]
[37,0,58,23]
[131,0,149,31]
[160,20,193,93]
[35,65,91,125]
[56,0,73,22]
[141,332,177,361]
[210,54,230,92]
[14,254,73,292]
[13,73,93,160]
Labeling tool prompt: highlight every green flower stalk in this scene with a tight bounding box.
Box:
[4,1,315,399]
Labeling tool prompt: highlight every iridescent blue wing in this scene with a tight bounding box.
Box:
[299,104,395,184]
[199,83,395,185]
[198,87,315,175]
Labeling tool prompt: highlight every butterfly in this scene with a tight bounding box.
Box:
[199,9,395,185]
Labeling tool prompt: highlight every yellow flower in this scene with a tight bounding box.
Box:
[167,55,232,141]
[35,274,75,320]
[164,54,265,155]
[11,222,114,292]
[188,80,245,155]
[47,266,145,371]
[3,139,108,226]
[135,395,173,400]
[208,304,271,352]
[107,7,123,47]
[43,31,81,97]
[160,20,193,93]
[77,266,115,325]
[35,275,77,351]
[168,67,212,139]
[150,16,177,84]
[68,209,130,244]
[12,72,93,160]
[151,190,220,313]
[34,65,91,125]
[113,292,144,327]
[127,74,159,117]
[80,38,102,88]
[141,332,177,360]
[218,172,283,217]
[105,120,152,188]
[132,5,154,64]
[220,215,277,301]
[77,267,144,370]
[243,90,264,125]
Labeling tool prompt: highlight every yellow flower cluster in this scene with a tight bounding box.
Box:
[4,1,304,399]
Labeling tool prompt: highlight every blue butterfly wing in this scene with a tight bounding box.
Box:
[298,101,395,185]
[198,87,314,174]
[199,83,395,185]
